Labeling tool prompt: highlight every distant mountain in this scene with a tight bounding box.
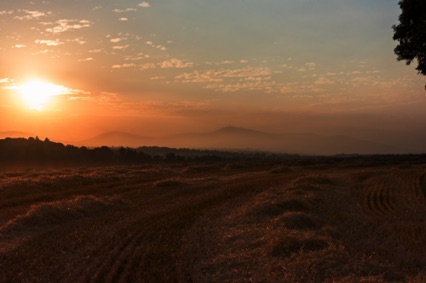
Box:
[164,126,398,155]
[212,126,274,136]
[78,131,153,148]
[0,131,34,139]
[77,127,400,155]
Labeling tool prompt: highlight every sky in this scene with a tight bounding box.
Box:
[1,0,426,153]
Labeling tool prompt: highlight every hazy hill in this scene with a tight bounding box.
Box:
[77,127,398,155]
[78,131,153,148]
[162,127,397,155]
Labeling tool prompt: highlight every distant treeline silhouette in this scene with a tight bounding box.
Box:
[0,137,151,164]
[0,137,276,165]
[1,137,426,167]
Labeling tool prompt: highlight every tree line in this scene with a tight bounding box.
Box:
[0,137,278,165]
[0,137,151,165]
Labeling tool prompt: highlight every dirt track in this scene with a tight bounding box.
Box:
[1,162,425,282]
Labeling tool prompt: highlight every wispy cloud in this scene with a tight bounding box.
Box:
[78,57,93,62]
[160,58,193,69]
[305,62,316,70]
[0,10,13,16]
[112,45,129,50]
[46,19,92,34]
[14,10,49,20]
[175,67,272,84]
[110,38,123,43]
[314,77,335,85]
[176,71,223,83]
[205,79,277,93]
[35,39,63,46]
[113,8,137,13]
[0,78,12,84]
[139,63,156,70]
[124,53,150,61]
[112,63,136,69]
[145,40,166,51]
[138,2,151,8]
[68,37,86,45]
[2,80,90,100]
[89,49,102,53]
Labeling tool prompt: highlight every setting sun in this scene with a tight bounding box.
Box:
[16,80,68,110]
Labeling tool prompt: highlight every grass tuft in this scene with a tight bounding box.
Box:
[252,199,309,218]
[280,212,321,230]
[269,235,329,258]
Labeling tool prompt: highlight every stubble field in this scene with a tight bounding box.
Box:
[0,160,425,282]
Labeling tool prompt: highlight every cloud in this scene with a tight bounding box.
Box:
[14,44,26,48]
[110,38,122,43]
[78,57,93,62]
[150,76,166,80]
[205,60,236,66]
[124,53,150,61]
[305,62,316,70]
[118,18,128,21]
[314,77,335,85]
[138,2,151,8]
[3,81,90,99]
[112,45,129,50]
[33,49,50,55]
[0,10,13,16]
[113,8,137,13]
[46,19,92,34]
[216,67,272,78]
[175,67,272,84]
[89,49,102,53]
[175,71,224,83]
[112,63,136,69]
[35,39,63,46]
[139,63,156,70]
[145,40,166,50]
[205,80,277,93]
[0,78,12,84]
[160,58,193,69]
[14,10,49,20]
[68,37,86,44]
[173,64,338,95]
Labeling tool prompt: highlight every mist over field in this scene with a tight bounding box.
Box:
[77,126,402,155]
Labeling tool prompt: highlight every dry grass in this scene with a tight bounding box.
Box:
[0,161,425,282]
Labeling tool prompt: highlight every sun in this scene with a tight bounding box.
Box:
[16,80,68,110]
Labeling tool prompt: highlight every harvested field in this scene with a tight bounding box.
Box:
[0,161,425,282]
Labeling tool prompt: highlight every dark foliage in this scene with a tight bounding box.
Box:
[0,137,152,165]
[1,137,426,167]
[393,0,426,77]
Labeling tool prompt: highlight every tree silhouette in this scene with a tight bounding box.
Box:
[393,0,426,84]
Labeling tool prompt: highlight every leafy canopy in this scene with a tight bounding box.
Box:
[393,0,426,76]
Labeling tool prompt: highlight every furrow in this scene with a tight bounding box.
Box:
[363,177,402,217]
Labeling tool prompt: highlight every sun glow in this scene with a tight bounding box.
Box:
[16,80,68,110]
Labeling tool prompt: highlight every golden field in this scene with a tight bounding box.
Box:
[0,160,425,282]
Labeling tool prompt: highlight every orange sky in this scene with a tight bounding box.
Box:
[1,0,426,153]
